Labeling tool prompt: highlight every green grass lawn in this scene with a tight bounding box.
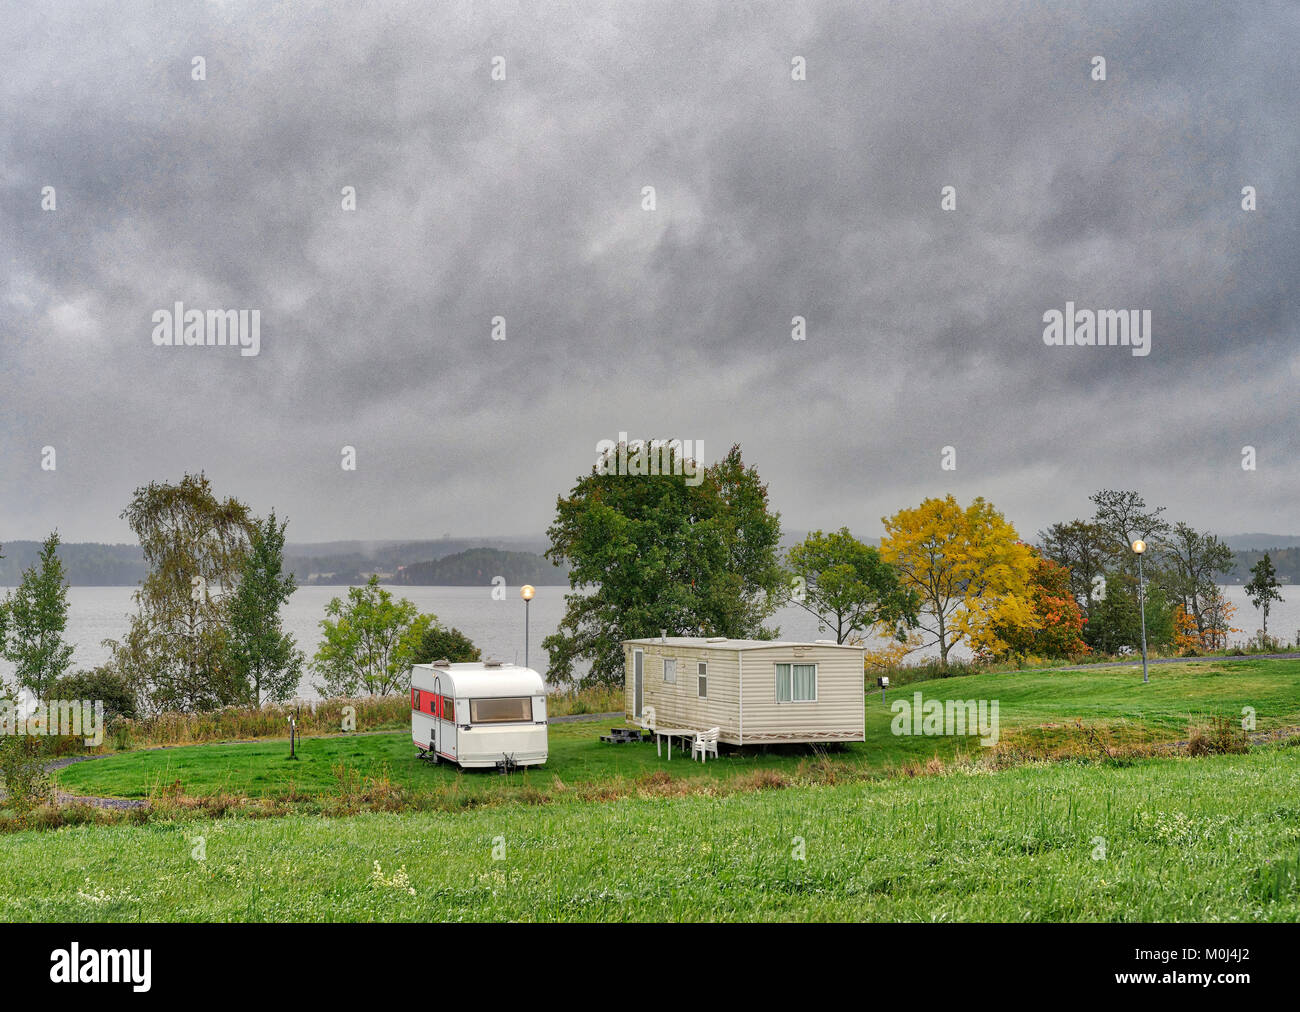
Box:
[8,747,1300,921]
[53,658,1300,801]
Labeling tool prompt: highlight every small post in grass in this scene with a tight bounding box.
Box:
[288,707,298,760]
[877,675,889,704]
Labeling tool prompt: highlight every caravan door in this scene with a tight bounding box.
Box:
[433,675,443,758]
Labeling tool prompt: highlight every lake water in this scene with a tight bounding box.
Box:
[0,585,829,697]
[2,584,1294,698]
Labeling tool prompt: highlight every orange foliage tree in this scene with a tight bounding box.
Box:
[1172,603,1201,654]
[990,552,1088,661]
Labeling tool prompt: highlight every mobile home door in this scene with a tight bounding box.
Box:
[633,648,644,718]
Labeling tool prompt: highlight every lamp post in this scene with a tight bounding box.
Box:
[1132,540,1149,684]
[520,585,535,670]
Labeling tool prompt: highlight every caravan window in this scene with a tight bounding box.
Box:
[442,696,455,722]
[775,663,817,702]
[470,697,532,724]
[663,658,677,684]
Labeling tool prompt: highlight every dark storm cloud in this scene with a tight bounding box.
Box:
[1,0,1297,544]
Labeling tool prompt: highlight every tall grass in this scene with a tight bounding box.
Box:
[109,696,409,749]
[546,684,622,716]
[107,685,623,751]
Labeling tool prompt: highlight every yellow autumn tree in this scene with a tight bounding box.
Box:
[880,495,1038,668]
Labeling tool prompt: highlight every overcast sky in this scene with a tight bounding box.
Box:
[2,0,1297,546]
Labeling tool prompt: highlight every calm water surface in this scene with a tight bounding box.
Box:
[2,584,1293,698]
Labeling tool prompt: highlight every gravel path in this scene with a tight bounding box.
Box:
[4,754,149,811]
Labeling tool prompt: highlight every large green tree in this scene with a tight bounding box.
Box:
[785,528,917,645]
[108,473,254,712]
[1089,489,1170,577]
[1244,553,1284,636]
[227,511,305,705]
[3,531,74,699]
[311,576,433,697]
[1085,571,1175,654]
[543,443,784,686]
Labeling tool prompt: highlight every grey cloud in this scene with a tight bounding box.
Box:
[1,0,1296,545]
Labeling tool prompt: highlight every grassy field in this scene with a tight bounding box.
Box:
[52,658,1300,802]
[6,747,1300,921]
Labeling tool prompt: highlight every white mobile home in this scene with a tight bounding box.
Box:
[622,637,865,746]
[411,660,548,769]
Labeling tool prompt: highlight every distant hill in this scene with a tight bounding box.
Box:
[0,542,146,586]
[8,530,1296,588]
[1220,534,1300,551]
[1224,547,1300,585]
[287,537,553,585]
[393,548,568,586]
[0,536,557,587]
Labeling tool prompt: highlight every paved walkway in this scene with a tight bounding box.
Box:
[1042,651,1300,673]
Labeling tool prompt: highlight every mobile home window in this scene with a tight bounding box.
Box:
[775,663,817,702]
[442,696,455,722]
[411,689,420,710]
[469,696,532,724]
[663,658,677,684]
[697,661,708,698]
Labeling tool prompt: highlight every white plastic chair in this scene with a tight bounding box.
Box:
[692,727,720,762]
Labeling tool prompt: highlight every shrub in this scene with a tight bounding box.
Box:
[412,625,481,665]
[0,735,54,814]
[50,666,138,721]
[874,657,987,687]
[1187,717,1248,757]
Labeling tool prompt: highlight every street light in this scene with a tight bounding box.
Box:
[1132,540,1149,684]
[520,585,535,670]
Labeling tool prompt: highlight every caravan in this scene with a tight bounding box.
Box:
[411,660,548,770]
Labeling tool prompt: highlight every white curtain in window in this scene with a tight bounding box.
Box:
[775,663,792,702]
[792,664,816,701]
